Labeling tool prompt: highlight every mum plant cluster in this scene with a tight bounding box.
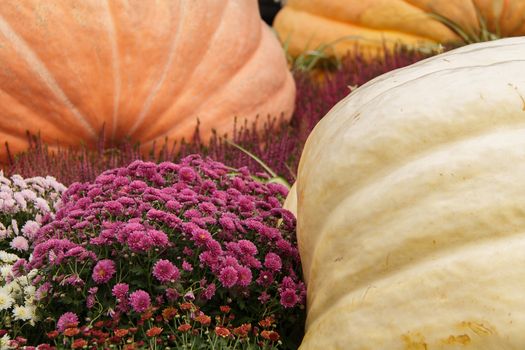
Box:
[0,156,305,349]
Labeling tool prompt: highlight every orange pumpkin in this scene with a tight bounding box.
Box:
[0,0,295,162]
[273,0,525,58]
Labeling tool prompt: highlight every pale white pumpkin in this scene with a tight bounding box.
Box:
[286,37,525,349]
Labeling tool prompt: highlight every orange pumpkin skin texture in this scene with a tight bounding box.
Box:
[273,0,525,58]
[0,0,295,161]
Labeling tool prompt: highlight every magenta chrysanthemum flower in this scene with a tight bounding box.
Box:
[202,283,216,300]
[147,229,169,246]
[11,258,28,277]
[179,166,197,182]
[127,231,153,252]
[112,283,129,299]
[264,252,282,272]
[57,312,79,332]
[165,288,179,302]
[218,266,238,288]
[238,239,257,256]
[258,291,270,304]
[192,228,212,246]
[236,266,253,287]
[129,290,151,313]
[152,259,180,283]
[92,259,116,284]
[280,288,299,308]
[182,261,193,272]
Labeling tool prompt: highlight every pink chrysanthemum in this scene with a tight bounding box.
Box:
[112,283,129,299]
[182,261,193,272]
[264,252,282,272]
[202,283,216,300]
[92,259,116,284]
[10,236,29,251]
[152,259,180,283]
[236,266,253,287]
[218,266,238,288]
[57,312,79,332]
[279,288,298,308]
[238,239,257,256]
[147,229,169,246]
[129,290,151,313]
[192,228,212,246]
[127,230,153,252]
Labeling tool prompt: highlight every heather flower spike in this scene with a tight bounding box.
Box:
[224,139,291,189]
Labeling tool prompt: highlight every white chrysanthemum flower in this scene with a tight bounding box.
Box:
[12,304,32,321]
[21,220,40,240]
[13,192,27,210]
[23,285,36,298]
[0,333,11,350]
[29,183,45,195]
[0,265,12,280]
[11,175,27,189]
[26,269,38,280]
[0,171,10,185]
[0,251,19,263]
[2,198,16,212]
[6,281,21,295]
[0,184,13,196]
[34,197,50,213]
[20,189,37,201]
[15,275,28,287]
[0,288,14,311]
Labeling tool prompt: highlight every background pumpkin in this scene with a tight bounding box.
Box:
[285,37,525,349]
[273,0,525,59]
[0,0,295,162]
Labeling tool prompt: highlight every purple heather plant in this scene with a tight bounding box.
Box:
[4,47,429,186]
[30,155,305,349]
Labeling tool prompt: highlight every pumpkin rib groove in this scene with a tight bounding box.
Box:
[205,62,294,133]
[127,1,185,137]
[102,0,121,142]
[301,48,525,172]
[304,232,525,348]
[139,54,295,150]
[301,56,525,182]
[301,59,525,205]
[147,17,265,143]
[308,172,525,327]
[134,1,229,140]
[276,7,442,55]
[285,4,445,43]
[0,90,82,145]
[305,125,525,305]
[131,1,247,142]
[0,13,97,140]
[300,60,525,279]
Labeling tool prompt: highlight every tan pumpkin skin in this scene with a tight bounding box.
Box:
[0,0,295,161]
[273,0,525,58]
[285,37,525,349]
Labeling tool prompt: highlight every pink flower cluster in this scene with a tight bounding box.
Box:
[30,155,305,333]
